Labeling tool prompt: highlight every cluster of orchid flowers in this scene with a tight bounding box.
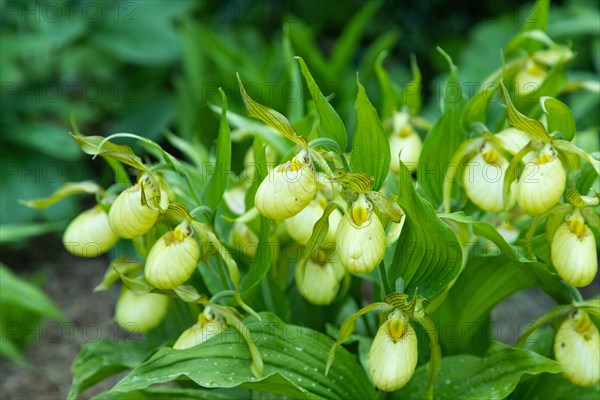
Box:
[25,44,599,394]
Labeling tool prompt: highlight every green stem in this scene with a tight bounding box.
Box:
[215,256,230,291]
[378,261,392,297]
[96,133,202,206]
[515,304,571,347]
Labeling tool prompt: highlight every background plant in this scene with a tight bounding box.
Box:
[1,0,599,399]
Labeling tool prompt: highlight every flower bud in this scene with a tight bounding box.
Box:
[115,288,169,333]
[516,144,566,216]
[145,222,200,289]
[389,111,422,173]
[554,309,600,387]
[295,253,342,305]
[229,221,258,258]
[515,59,547,95]
[255,150,317,220]
[284,198,342,246]
[223,185,247,216]
[63,206,118,257]
[551,211,597,287]
[496,221,520,244]
[368,310,418,391]
[108,177,168,238]
[173,307,226,350]
[336,194,386,273]
[243,144,278,182]
[463,143,513,212]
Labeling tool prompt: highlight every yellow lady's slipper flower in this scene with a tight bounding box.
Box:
[336,194,385,273]
[516,144,565,216]
[389,111,422,173]
[515,59,547,96]
[551,211,597,287]
[173,307,226,350]
[368,310,418,391]
[108,176,168,238]
[63,205,118,257]
[229,220,259,258]
[554,309,600,387]
[295,253,343,306]
[115,287,169,333]
[255,150,317,220]
[145,221,200,289]
[284,197,342,246]
[463,142,513,212]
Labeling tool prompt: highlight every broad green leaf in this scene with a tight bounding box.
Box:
[0,335,26,366]
[500,81,550,141]
[401,55,423,115]
[90,1,192,65]
[431,257,534,354]
[350,78,390,191]
[541,97,576,141]
[288,22,330,82]
[521,0,550,32]
[509,372,600,400]
[8,122,82,161]
[395,342,561,399]
[203,89,232,210]
[418,49,467,206]
[461,84,498,130]
[19,181,102,209]
[283,24,303,122]
[68,339,157,400]
[375,51,398,120]
[359,30,400,81]
[296,57,348,152]
[93,387,240,400]
[237,74,306,148]
[240,216,273,297]
[330,1,380,76]
[439,212,573,304]
[112,313,377,400]
[389,162,462,302]
[0,221,65,243]
[0,264,64,320]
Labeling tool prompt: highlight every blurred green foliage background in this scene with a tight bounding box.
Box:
[1,0,598,370]
[2,0,598,229]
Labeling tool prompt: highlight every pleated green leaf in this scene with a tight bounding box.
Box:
[395,342,561,399]
[111,313,377,400]
[389,161,462,302]
[296,57,347,152]
[351,77,390,191]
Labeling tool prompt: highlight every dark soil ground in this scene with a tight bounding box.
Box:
[1,236,598,399]
[1,236,126,400]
